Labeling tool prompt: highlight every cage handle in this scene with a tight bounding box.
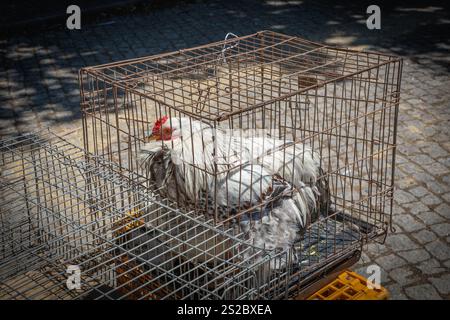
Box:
[220,32,240,64]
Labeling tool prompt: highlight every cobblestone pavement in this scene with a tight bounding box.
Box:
[1,0,449,299]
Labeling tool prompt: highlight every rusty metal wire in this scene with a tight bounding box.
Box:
[0,130,293,300]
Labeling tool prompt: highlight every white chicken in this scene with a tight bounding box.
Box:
[138,116,327,268]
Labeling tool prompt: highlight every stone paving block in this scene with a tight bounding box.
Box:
[398,249,431,264]
[385,234,420,251]
[417,211,445,225]
[429,274,450,295]
[375,254,408,271]
[359,252,371,264]
[425,180,448,195]
[425,240,450,261]
[366,242,390,257]
[422,144,449,159]
[435,203,450,219]
[405,284,442,300]
[444,260,450,269]
[438,158,450,169]
[394,189,418,205]
[392,205,406,216]
[420,194,443,206]
[386,284,408,300]
[411,229,438,244]
[404,202,432,216]
[394,214,425,232]
[427,162,450,176]
[396,177,417,190]
[410,172,433,185]
[408,186,429,198]
[389,266,421,286]
[410,154,436,166]
[430,223,450,237]
[417,259,445,275]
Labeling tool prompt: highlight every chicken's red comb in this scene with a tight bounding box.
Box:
[152,115,169,134]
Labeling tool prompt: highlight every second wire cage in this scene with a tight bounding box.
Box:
[0,131,288,300]
[79,30,402,297]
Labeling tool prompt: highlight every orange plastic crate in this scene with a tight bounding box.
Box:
[307,270,389,300]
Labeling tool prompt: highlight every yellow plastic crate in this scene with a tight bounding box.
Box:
[307,270,389,300]
[113,208,145,237]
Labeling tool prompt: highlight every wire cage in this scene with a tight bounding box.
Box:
[0,131,292,300]
[79,30,402,287]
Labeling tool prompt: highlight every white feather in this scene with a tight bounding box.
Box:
[139,117,323,270]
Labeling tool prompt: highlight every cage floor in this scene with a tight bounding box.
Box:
[297,217,362,268]
[0,212,367,300]
[78,215,364,300]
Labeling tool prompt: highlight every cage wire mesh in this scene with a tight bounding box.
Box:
[1,30,402,300]
[0,130,294,300]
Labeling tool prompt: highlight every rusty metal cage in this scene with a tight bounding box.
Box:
[80,30,402,271]
[0,130,295,300]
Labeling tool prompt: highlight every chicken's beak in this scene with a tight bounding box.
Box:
[144,134,160,142]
